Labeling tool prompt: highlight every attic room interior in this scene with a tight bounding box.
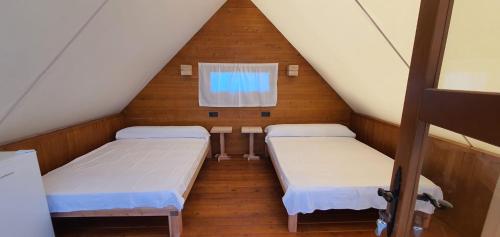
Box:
[0,0,499,236]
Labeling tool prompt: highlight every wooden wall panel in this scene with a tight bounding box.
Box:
[350,113,400,158]
[422,137,500,237]
[350,113,500,237]
[0,114,125,174]
[123,0,352,155]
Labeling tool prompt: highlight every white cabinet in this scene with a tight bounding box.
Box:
[0,151,54,237]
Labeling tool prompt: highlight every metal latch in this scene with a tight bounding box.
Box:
[417,192,453,209]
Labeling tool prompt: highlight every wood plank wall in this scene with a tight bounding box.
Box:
[350,113,500,237]
[0,114,126,174]
[123,0,352,155]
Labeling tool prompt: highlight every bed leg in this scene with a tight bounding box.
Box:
[288,214,298,232]
[169,211,182,237]
[413,211,432,229]
[207,143,213,159]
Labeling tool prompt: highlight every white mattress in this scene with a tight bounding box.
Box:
[43,138,208,213]
[266,136,443,215]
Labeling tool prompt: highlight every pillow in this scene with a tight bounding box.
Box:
[265,124,356,138]
[116,126,210,140]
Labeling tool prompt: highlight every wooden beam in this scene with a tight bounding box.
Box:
[51,207,176,218]
[389,0,454,236]
[420,89,500,146]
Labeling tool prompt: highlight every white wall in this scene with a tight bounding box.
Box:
[0,0,226,144]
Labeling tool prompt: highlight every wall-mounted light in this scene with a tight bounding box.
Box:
[180,64,192,76]
[287,65,299,77]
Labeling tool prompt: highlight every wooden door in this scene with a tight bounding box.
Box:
[381,0,500,236]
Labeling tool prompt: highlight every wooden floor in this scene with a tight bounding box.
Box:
[54,157,460,237]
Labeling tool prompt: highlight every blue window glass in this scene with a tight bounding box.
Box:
[210,72,270,94]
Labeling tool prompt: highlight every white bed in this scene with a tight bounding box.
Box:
[264,124,443,232]
[42,126,210,237]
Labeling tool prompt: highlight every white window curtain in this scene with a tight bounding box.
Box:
[198,63,278,107]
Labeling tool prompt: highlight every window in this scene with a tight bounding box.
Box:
[198,63,278,107]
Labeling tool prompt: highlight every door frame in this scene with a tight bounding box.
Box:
[388,0,500,236]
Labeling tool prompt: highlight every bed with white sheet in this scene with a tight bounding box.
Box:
[43,126,210,237]
[264,124,443,232]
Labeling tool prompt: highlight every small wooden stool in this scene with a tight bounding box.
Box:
[242,126,263,160]
[210,126,232,162]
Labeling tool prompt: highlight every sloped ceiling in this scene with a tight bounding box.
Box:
[252,0,499,154]
[251,0,419,125]
[0,0,226,144]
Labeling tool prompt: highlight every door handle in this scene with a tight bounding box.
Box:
[375,167,402,237]
[417,192,453,209]
[378,188,394,202]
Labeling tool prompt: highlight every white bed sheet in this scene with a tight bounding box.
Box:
[266,136,443,215]
[43,138,208,213]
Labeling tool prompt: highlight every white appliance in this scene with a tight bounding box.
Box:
[0,150,54,237]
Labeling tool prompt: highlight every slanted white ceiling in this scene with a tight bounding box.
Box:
[251,0,419,125]
[252,0,499,154]
[0,0,226,144]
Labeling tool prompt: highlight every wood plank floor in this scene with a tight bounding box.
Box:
[53,157,460,237]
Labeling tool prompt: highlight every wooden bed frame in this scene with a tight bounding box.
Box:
[265,144,432,233]
[51,144,211,237]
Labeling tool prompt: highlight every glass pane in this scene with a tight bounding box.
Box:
[210,72,271,93]
[198,63,278,107]
[429,125,500,156]
[413,1,500,236]
[438,0,500,93]
[419,131,500,237]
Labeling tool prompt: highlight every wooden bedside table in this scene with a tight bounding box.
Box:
[242,126,263,160]
[210,126,232,162]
